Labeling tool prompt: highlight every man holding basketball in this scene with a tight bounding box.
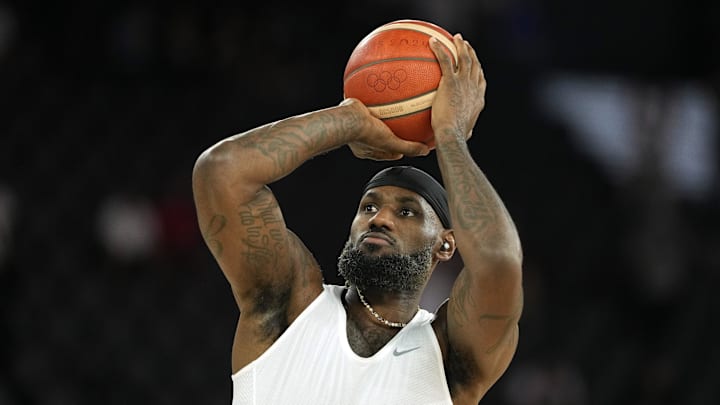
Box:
[193,32,523,405]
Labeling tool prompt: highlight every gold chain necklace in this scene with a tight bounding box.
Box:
[353,284,418,328]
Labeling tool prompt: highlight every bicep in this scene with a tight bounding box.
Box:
[195,183,294,308]
[445,262,523,387]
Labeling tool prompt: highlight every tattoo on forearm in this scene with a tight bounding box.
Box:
[203,214,227,257]
[437,136,503,242]
[246,131,306,177]
[235,113,344,179]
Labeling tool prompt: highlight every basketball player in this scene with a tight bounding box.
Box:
[192,33,523,405]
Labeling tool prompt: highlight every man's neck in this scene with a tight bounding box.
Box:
[341,286,421,357]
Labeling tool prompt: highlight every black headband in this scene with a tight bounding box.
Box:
[362,166,451,229]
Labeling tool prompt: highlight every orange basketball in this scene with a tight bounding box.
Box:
[343,19,457,147]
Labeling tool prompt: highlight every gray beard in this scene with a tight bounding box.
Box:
[337,240,433,293]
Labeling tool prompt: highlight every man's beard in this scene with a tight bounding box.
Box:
[337,240,434,293]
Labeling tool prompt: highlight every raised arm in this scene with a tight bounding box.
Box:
[430,35,524,400]
[191,101,430,314]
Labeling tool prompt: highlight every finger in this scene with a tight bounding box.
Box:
[468,43,482,84]
[429,36,454,76]
[352,148,402,161]
[368,150,404,161]
[391,138,431,157]
[454,34,472,75]
[380,153,404,161]
[477,58,487,91]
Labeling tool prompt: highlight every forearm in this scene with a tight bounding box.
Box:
[194,103,362,197]
[434,128,522,263]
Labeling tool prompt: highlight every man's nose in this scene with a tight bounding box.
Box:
[368,207,395,230]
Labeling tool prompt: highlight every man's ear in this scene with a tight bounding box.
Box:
[436,230,455,261]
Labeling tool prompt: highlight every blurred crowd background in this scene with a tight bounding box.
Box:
[1,1,718,404]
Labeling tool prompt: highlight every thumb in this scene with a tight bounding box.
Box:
[391,138,431,157]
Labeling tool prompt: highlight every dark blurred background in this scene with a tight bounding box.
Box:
[1,0,719,404]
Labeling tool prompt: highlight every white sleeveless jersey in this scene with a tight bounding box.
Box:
[232,284,452,405]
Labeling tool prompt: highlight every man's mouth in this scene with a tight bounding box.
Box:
[360,232,395,247]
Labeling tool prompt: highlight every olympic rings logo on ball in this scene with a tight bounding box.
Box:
[366,70,408,92]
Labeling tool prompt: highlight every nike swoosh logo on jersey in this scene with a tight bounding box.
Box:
[393,346,421,356]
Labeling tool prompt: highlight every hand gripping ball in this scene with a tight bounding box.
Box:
[343,19,458,147]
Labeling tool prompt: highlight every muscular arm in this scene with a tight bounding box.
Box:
[437,132,523,396]
[192,104,357,311]
[430,35,523,400]
[192,101,429,313]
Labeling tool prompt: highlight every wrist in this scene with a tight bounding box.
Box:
[336,98,374,144]
[433,125,466,144]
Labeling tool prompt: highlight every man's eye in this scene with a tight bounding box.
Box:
[400,208,415,217]
[363,204,377,213]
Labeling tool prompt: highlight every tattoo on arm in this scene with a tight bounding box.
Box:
[235,115,340,180]
[480,313,519,355]
[438,139,503,243]
[449,269,522,354]
[237,191,286,269]
[246,131,306,178]
[449,270,477,328]
[203,214,227,257]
